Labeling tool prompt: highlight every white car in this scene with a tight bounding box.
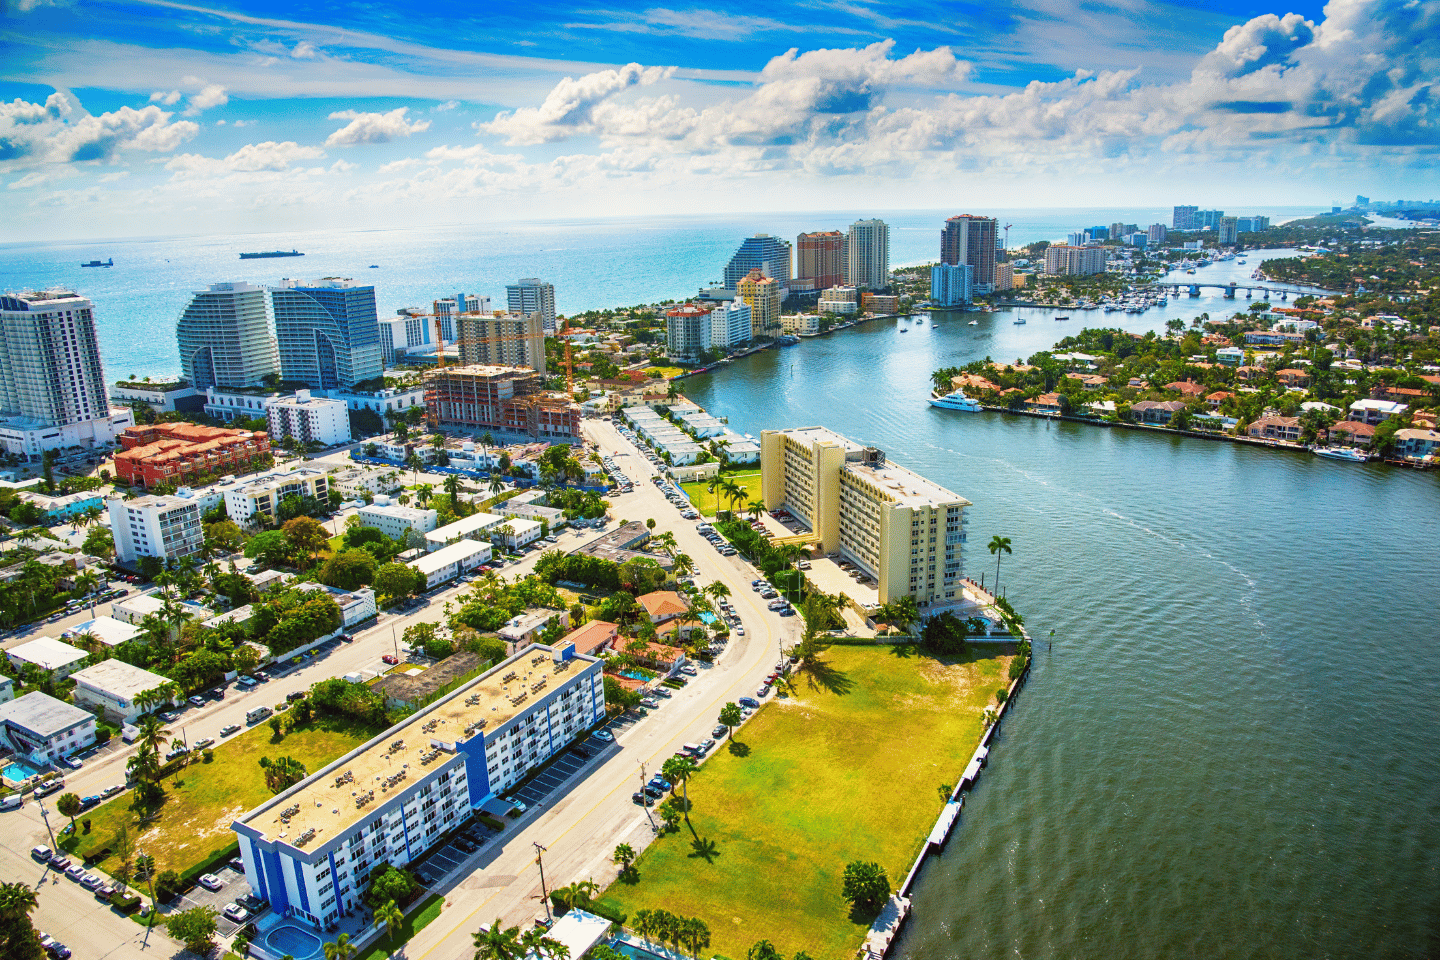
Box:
[199,874,224,891]
[223,903,250,922]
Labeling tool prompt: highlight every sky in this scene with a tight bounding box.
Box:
[0,0,1436,240]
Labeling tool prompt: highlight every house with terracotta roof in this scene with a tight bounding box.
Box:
[637,590,690,625]
[561,620,618,657]
[1075,374,1109,391]
[950,373,1001,394]
[1236,366,1266,383]
[1205,391,1233,411]
[1132,400,1186,425]
[1164,380,1206,398]
[1327,420,1376,447]
[1025,393,1063,414]
[629,641,686,673]
[1276,369,1310,388]
[1248,416,1301,442]
[114,422,270,488]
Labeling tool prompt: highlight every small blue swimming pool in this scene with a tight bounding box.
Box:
[265,924,324,960]
[620,670,652,681]
[698,612,718,624]
[3,758,44,782]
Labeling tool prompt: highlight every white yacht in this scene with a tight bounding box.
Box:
[1314,446,1368,463]
[930,390,983,412]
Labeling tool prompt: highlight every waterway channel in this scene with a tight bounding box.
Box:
[680,251,1440,959]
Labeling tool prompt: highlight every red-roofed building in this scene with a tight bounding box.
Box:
[1164,380,1207,397]
[1248,416,1301,442]
[631,641,686,673]
[1206,391,1234,411]
[1327,420,1376,448]
[637,590,690,625]
[562,620,619,657]
[1276,369,1310,388]
[113,422,271,488]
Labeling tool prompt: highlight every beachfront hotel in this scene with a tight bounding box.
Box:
[232,641,604,930]
[760,427,970,606]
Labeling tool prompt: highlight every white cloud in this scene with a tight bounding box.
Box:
[325,107,431,146]
[1,91,197,165]
[166,140,325,178]
[434,100,459,112]
[482,62,674,145]
[150,90,182,106]
[185,84,229,116]
[292,41,318,59]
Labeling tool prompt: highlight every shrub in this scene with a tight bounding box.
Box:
[201,748,214,763]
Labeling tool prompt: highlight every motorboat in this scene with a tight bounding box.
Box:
[930,390,982,412]
[1313,447,1368,463]
[1013,318,1026,324]
[968,320,978,325]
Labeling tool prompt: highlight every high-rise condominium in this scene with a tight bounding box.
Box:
[796,231,846,289]
[930,263,974,307]
[0,289,131,455]
[270,278,383,389]
[846,219,890,289]
[1173,205,1199,230]
[176,282,280,389]
[458,313,546,374]
[738,269,782,339]
[723,235,792,289]
[505,279,556,335]
[941,215,997,292]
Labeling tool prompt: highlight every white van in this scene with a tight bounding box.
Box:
[681,742,704,757]
[246,706,272,725]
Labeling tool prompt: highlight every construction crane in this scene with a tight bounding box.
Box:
[1004,223,1013,254]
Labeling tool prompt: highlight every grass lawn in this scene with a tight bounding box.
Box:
[64,714,381,880]
[595,644,1013,960]
[679,469,761,517]
[355,893,444,960]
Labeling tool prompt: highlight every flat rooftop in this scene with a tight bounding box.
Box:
[778,425,866,453]
[0,691,93,736]
[71,659,167,699]
[239,646,591,844]
[844,458,971,509]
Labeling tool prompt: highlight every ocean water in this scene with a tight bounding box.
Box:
[0,207,1318,381]
[678,252,1440,959]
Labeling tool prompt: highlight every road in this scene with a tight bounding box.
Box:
[0,423,797,959]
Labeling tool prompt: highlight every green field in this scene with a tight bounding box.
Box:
[595,644,1013,960]
[64,714,380,879]
[679,469,762,517]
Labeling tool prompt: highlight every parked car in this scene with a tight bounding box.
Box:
[632,791,653,806]
[648,776,672,791]
[31,845,52,862]
[713,725,728,738]
[592,729,614,742]
[159,710,180,722]
[48,856,71,872]
[382,654,399,665]
[455,838,478,853]
[187,695,206,708]
[338,633,354,643]
[220,724,242,737]
[237,676,258,688]
[46,941,71,959]
[79,795,100,811]
[102,784,124,797]
[64,865,85,881]
[194,737,215,750]
[198,874,224,891]
[34,779,63,798]
[222,903,250,923]
[739,697,760,709]
[679,664,698,676]
[57,756,82,770]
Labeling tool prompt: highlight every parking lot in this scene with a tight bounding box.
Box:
[169,862,256,936]
[509,736,611,808]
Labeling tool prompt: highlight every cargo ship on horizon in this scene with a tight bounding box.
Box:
[239,249,304,259]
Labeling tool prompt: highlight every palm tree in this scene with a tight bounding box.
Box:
[704,581,730,605]
[0,881,39,935]
[987,535,1013,596]
[323,932,356,960]
[416,484,434,508]
[488,473,506,499]
[520,927,570,960]
[137,715,169,758]
[72,569,102,611]
[747,499,765,522]
[443,473,462,502]
[748,941,782,960]
[405,453,424,485]
[472,919,524,960]
[671,553,694,578]
[681,917,710,959]
[661,754,697,827]
[376,899,404,944]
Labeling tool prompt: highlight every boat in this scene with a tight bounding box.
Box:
[899,327,908,332]
[1013,318,1026,325]
[1314,446,1368,463]
[968,320,978,326]
[368,264,379,269]
[1056,315,1069,321]
[81,258,113,268]
[930,390,982,412]
[239,249,304,259]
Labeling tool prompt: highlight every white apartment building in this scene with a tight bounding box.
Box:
[781,315,820,336]
[358,503,438,540]
[818,286,859,315]
[232,642,605,930]
[413,538,492,588]
[709,300,752,350]
[6,637,88,679]
[761,426,970,606]
[267,390,351,447]
[931,263,974,307]
[506,279,557,334]
[846,219,890,289]
[424,511,506,551]
[665,304,714,361]
[0,289,135,456]
[1044,245,1109,276]
[0,692,96,764]
[176,282,281,389]
[224,469,331,525]
[109,494,204,564]
[70,659,170,723]
[204,386,283,422]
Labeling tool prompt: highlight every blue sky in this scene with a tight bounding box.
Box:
[1,0,1434,239]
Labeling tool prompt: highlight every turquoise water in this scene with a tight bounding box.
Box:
[620,670,652,681]
[3,758,44,781]
[681,251,1440,958]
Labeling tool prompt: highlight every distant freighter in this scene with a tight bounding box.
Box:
[239,249,304,260]
[81,258,113,267]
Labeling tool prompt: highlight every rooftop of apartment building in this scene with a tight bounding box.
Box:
[776,425,867,454]
[775,426,969,508]
[238,644,591,843]
[227,467,326,494]
[1,288,85,308]
[120,493,200,511]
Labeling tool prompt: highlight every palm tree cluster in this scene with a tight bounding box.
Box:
[472,919,571,960]
[125,715,170,807]
[632,908,711,958]
[705,475,749,516]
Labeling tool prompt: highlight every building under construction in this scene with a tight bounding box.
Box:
[424,365,580,442]
[457,313,546,375]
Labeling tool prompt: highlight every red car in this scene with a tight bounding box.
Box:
[382,655,399,665]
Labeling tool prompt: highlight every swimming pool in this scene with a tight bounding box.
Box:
[265,924,324,960]
[620,670,654,681]
[3,758,44,782]
[698,612,718,624]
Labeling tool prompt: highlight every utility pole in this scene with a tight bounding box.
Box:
[36,794,57,849]
[533,842,552,923]
[639,760,657,832]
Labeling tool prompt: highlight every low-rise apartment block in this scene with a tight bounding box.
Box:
[114,422,271,488]
[0,692,96,763]
[359,503,438,540]
[413,539,492,588]
[424,512,507,551]
[267,390,351,447]
[224,469,330,526]
[109,494,204,564]
[232,642,605,930]
[70,659,170,723]
[760,426,970,605]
